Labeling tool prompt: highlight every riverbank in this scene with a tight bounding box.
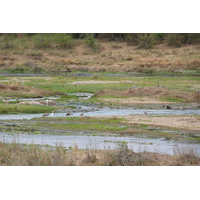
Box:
[0,141,199,166]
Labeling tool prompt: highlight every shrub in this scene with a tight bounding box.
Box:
[10,65,26,73]
[165,33,200,47]
[165,34,186,47]
[186,33,200,44]
[84,35,96,47]
[32,34,52,48]
[53,34,75,49]
[84,35,101,52]
[97,33,125,41]
[137,34,158,49]
[124,33,139,45]
[0,35,16,49]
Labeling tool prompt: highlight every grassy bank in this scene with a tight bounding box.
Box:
[0,103,56,114]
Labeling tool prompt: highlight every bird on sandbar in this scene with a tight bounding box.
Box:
[144,111,148,115]
[80,113,84,117]
[43,110,54,117]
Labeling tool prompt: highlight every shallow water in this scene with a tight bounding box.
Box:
[1,132,199,155]
[0,106,200,120]
[6,96,59,102]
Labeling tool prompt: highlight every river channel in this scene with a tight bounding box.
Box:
[1,73,200,156]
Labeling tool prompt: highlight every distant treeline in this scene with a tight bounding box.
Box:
[0,33,200,48]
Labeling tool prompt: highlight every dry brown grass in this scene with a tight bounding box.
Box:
[1,40,199,73]
[0,142,199,166]
[94,87,199,102]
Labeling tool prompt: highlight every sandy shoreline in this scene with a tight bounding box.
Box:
[95,115,200,132]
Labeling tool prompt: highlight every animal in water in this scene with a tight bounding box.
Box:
[42,110,54,117]
[162,105,172,109]
[166,105,171,109]
[80,113,84,116]
[66,112,73,116]
[144,111,148,115]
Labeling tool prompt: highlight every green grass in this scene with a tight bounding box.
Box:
[1,75,199,102]
[21,75,200,94]
[159,98,187,102]
[0,103,56,114]
[33,121,128,132]
[34,116,126,124]
[26,81,133,94]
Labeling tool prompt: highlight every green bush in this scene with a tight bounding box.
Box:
[32,34,75,49]
[32,34,52,48]
[165,33,200,47]
[186,33,200,44]
[53,34,74,49]
[165,34,186,47]
[124,33,139,45]
[84,35,101,52]
[137,34,157,49]
[0,35,16,49]
[84,35,96,47]
[97,33,125,41]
